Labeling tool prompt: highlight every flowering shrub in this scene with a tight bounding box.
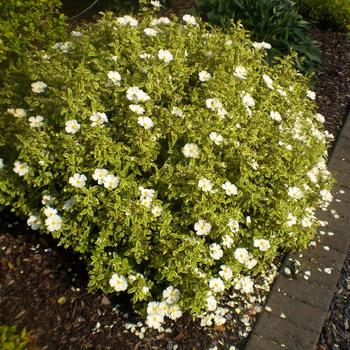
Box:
[0,12,333,327]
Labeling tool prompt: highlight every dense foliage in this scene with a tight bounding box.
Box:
[296,0,350,31]
[0,12,333,327]
[0,0,67,71]
[194,0,321,72]
[0,325,28,350]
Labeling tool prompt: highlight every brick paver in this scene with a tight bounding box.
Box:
[245,111,350,350]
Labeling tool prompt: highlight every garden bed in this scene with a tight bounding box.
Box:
[0,16,349,349]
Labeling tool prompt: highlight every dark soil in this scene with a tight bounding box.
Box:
[1,10,350,350]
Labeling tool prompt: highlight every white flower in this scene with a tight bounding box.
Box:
[69,173,87,188]
[198,178,213,192]
[150,17,171,26]
[116,15,138,27]
[222,234,234,248]
[158,49,173,63]
[109,273,128,291]
[31,81,47,93]
[252,41,271,50]
[111,55,118,61]
[126,87,150,103]
[241,92,255,107]
[45,214,63,232]
[147,301,162,315]
[263,74,274,89]
[209,243,224,260]
[13,161,29,176]
[0,158,4,170]
[182,143,200,158]
[7,108,26,118]
[138,116,154,129]
[206,98,222,111]
[29,116,44,128]
[151,206,163,217]
[182,14,198,26]
[92,168,108,185]
[163,286,180,304]
[146,313,164,330]
[139,186,155,208]
[209,132,224,145]
[63,198,75,210]
[194,220,212,236]
[53,41,72,53]
[307,90,316,100]
[286,213,297,227]
[206,295,217,311]
[107,71,121,84]
[254,239,270,252]
[129,104,145,115]
[246,258,258,269]
[143,28,158,36]
[320,189,333,203]
[315,113,325,123]
[234,248,249,264]
[168,304,182,320]
[90,112,108,127]
[199,71,211,82]
[27,215,41,230]
[270,111,282,122]
[65,119,80,134]
[222,181,237,196]
[228,219,239,233]
[219,265,233,280]
[209,277,225,293]
[301,217,313,228]
[139,186,155,199]
[171,106,184,118]
[71,30,83,37]
[288,186,303,200]
[150,0,161,8]
[103,174,119,189]
[44,207,58,218]
[236,276,254,294]
[234,66,247,80]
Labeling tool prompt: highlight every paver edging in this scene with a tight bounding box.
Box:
[244,111,350,350]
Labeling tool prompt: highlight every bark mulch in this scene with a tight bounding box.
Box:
[1,24,350,350]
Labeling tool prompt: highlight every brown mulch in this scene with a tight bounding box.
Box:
[312,28,350,145]
[1,22,350,350]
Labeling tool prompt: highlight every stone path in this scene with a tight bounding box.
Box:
[245,112,350,350]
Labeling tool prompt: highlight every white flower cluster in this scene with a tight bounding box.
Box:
[93,169,119,189]
[7,108,26,118]
[44,207,63,232]
[146,286,182,330]
[206,98,227,118]
[116,15,138,27]
[138,186,163,217]
[52,41,73,53]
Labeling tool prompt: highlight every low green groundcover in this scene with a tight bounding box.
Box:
[0,12,333,329]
